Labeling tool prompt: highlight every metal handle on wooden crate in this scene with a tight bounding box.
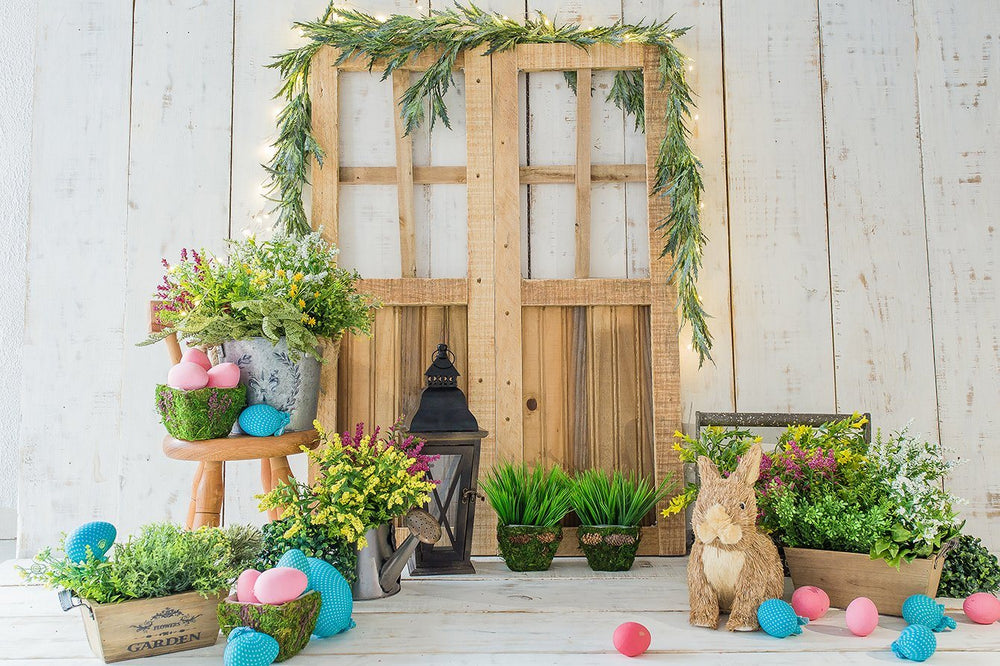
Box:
[932,538,957,570]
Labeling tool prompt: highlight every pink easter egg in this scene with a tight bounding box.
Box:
[167,361,209,390]
[791,585,830,620]
[236,569,262,604]
[964,592,1000,625]
[206,362,241,388]
[845,597,879,637]
[613,622,651,658]
[253,567,308,606]
[181,347,212,371]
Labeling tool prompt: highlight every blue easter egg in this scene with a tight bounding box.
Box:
[65,521,116,563]
[892,624,937,662]
[307,557,355,638]
[757,598,808,638]
[277,549,311,590]
[238,404,291,437]
[224,628,279,666]
[902,594,956,632]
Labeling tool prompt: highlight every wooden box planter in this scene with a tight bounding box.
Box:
[783,547,947,616]
[74,590,224,662]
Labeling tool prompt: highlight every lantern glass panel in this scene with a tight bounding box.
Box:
[427,453,463,551]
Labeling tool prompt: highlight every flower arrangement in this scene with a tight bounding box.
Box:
[667,415,963,567]
[21,523,262,604]
[143,230,377,359]
[258,421,437,548]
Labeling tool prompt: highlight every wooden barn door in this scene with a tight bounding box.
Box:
[309,44,683,555]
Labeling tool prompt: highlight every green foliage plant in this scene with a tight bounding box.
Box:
[480,462,573,527]
[661,426,761,517]
[571,469,675,527]
[142,231,376,360]
[938,534,1000,598]
[21,523,262,604]
[268,2,712,364]
[258,519,357,584]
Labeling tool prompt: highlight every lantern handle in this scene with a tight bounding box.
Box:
[430,343,457,368]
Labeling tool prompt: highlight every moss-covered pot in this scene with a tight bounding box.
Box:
[217,591,320,662]
[578,525,641,572]
[497,525,562,572]
[155,384,246,441]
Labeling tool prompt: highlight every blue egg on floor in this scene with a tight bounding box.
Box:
[892,624,937,662]
[902,594,956,632]
[224,628,279,666]
[757,598,809,638]
[64,521,116,563]
[307,557,355,638]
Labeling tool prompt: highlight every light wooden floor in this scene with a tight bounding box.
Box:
[2,557,998,664]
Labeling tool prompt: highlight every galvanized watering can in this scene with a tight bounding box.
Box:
[352,509,442,600]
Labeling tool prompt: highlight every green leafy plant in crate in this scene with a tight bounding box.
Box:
[258,518,357,584]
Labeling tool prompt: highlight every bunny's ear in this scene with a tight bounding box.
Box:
[734,444,763,486]
[697,456,721,484]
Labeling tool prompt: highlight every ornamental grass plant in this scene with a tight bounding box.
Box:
[479,462,573,527]
[571,469,676,528]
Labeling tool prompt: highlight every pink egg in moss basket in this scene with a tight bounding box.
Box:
[236,569,262,604]
[791,585,830,620]
[167,361,209,390]
[206,362,241,389]
[964,593,1000,625]
[845,597,879,637]
[181,347,212,371]
[613,622,651,657]
[254,567,308,605]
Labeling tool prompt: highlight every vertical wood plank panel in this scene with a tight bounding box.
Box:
[392,70,417,278]
[914,0,1000,549]
[310,48,340,244]
[819,0,938,435]
[722,0,836,413]
[18,1,134,553]
[574,68,593,279]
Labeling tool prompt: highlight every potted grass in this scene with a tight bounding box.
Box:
[480,462,573,572]
[21,523,261,662]
[571,470,676,571]
[142,231,377,432]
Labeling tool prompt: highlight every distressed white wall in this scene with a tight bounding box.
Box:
[0,0,35,546]
[11,0,1000,554]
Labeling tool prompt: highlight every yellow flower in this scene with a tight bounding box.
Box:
[276,269,286,277]
[308,317,316,326]
[293,272,304,282]
[314,291,320,298]
[672,442,684,452]
[289,284,299,296]
[298,299,306,309]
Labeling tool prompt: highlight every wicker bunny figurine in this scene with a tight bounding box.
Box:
[687,444,784,631]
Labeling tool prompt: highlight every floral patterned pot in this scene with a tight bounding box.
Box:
[218,337,321,432]
[578,525,641,572]
[496,525,562,572]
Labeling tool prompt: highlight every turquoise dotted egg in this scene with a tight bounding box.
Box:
[64,521,116,563]
[277,549,312,590]
[757,598,808,638]
[892,624,937,662]
[224,628,279,666]
[902,594,956,632]
[238,404,291,437]
[307,557,355,638]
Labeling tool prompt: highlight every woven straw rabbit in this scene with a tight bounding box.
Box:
[687,444,784,631]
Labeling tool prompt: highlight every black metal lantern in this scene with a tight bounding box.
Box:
[404,344,487,575]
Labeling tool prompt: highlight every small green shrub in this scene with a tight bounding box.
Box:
[258,519,357,584]
[939,534,1000,598]
[571,469,675,527]
[480,463,572,527]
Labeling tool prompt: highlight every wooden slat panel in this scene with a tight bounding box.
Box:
[589,306,617,469]
[340,165,467,185]
[515,43,645,71]
[521,308,544,466]
[522,164,646,184]
[643,49,685,555]
[574,68,593,279]
[522,279,650,306]
[464,48,499,556]
[310,48,339,244]
[373,308,400,427]
[357,279,468,306]
[392,70,416,277]
[338,164,645,185]
[331,48,466,72]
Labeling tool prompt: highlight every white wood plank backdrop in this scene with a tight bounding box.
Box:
[12,0,1000,554]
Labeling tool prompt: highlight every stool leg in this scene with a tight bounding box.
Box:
[268,456,294,520]
[186,462,205,530]
[193,461,224,528]
[260,458,279,522]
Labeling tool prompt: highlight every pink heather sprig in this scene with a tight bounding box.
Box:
[338,421,440,482]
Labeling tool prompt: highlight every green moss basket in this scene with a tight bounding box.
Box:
[155,384,246,441]
[217,591,320,662]
[578,525,641,572]
[497,525,562,572]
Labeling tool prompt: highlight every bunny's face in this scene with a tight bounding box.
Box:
[692,445,763,547]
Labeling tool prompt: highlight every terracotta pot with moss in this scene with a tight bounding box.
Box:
[480,463,572,573]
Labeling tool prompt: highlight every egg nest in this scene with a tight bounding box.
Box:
[218,591,321,662]
[497,525,562,572]
[155,384,246,441]
[577,526,642,572]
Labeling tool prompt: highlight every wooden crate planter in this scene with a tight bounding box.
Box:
[76,590,224,662]
[784,547,946,617]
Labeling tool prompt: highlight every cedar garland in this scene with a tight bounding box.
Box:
[267,2,712,364]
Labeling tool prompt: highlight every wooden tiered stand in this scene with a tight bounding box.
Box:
[150,302,319,528]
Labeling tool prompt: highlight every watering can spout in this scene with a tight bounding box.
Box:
[376,509,442,595]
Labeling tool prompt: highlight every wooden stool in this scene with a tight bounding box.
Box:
[150,300,318,528]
